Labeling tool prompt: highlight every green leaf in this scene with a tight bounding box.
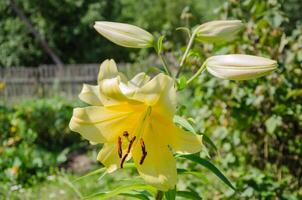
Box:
[74,163,135,182]
[82,184,156,200]
[265,115,282,134]
[173,115,196,134]
[176,191,202,200]
[60,176,83,199]
[176,27,191,38]
[180,154,236,191]
[176,76,187,90]
[73,167,106,182]
[177,168,209,183]
[202,133,218,153]
[119,192,151,200]
[155,35,165,54]
[164,187,176,200]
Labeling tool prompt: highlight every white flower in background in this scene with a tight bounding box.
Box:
[94,21,154,48]
[205,54,277,80]
[194,20,243,43]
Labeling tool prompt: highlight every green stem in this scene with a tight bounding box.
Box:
[186,61,207,85]
[176,32,196,78]
[155,190,163,200]
[159,53,172,76]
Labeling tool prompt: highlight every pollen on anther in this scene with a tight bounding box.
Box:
[120,136,136,168]
[139,138,147,165]
[117,136,122,158]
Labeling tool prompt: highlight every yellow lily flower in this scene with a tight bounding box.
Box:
[69,59,202,191]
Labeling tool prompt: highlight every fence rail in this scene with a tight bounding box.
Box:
[0,64,102,102]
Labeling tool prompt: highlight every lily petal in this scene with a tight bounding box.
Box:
[97,59,134,105]
[129,73,150,88]
[79,84,103,106]
[119,73,151,97]
[98,59,119,83]
[163,122,202,154]
[132,123,177,191]
[99,77,128,105]
[153,114,202,154]
[97,143,120,173]
[69,104,142,142]
[131,74,176,118]
[168,125,203,154]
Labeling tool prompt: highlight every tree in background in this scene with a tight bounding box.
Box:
[0,0,220,67]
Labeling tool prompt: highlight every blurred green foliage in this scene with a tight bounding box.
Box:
[0,0,219,67]
[0,98,87,187]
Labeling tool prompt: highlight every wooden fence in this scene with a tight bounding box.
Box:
[0,64,101,103]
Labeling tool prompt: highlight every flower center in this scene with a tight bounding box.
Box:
[118,106,152,168]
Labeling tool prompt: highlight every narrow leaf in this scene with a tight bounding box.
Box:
[74,163,135,182]
[176,27,191,38]
[83,184,156,200]
[176,191,202,200]
[177,168,209,183]
[156,35,165,54]
[202,134,218,152]
[120,192,150,200]
[73,167,106,182]
[180,154,236,191]
[164,187,176,200]
[60,176,83,199]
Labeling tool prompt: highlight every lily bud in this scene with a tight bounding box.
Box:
[205,54,277,80]
[94,21,154,48]
[194,20,243,43]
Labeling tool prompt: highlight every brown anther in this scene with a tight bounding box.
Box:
[140,138,146,152]
[139,138,147,165]
[139,152,147,165]
[120,136,136,168]
[117,136,122,158]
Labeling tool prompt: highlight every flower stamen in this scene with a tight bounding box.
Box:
[120,136,136,168]
[117,136,122,158]
[139,138,147,165]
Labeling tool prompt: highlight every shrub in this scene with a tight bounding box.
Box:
[0,98,87,186]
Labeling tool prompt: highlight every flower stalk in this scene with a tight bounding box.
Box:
[186,62,206,85]
[155,191,163,200]
[159,53,172,76]
[176,32,196,78]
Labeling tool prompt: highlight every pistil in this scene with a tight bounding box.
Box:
[123,131,129,141]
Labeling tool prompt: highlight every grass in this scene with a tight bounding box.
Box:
[1,166,145,200]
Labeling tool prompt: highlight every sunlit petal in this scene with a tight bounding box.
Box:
[69,104,143,142]
[79,84,103,106]
[97,143,120,173]
[99,77,128,105]
[132,122,177,191]
[119,73,150,97]
[98,59,119,83]
[129,73,150,88]
[152,114,203,154]
[131,74,176,117]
